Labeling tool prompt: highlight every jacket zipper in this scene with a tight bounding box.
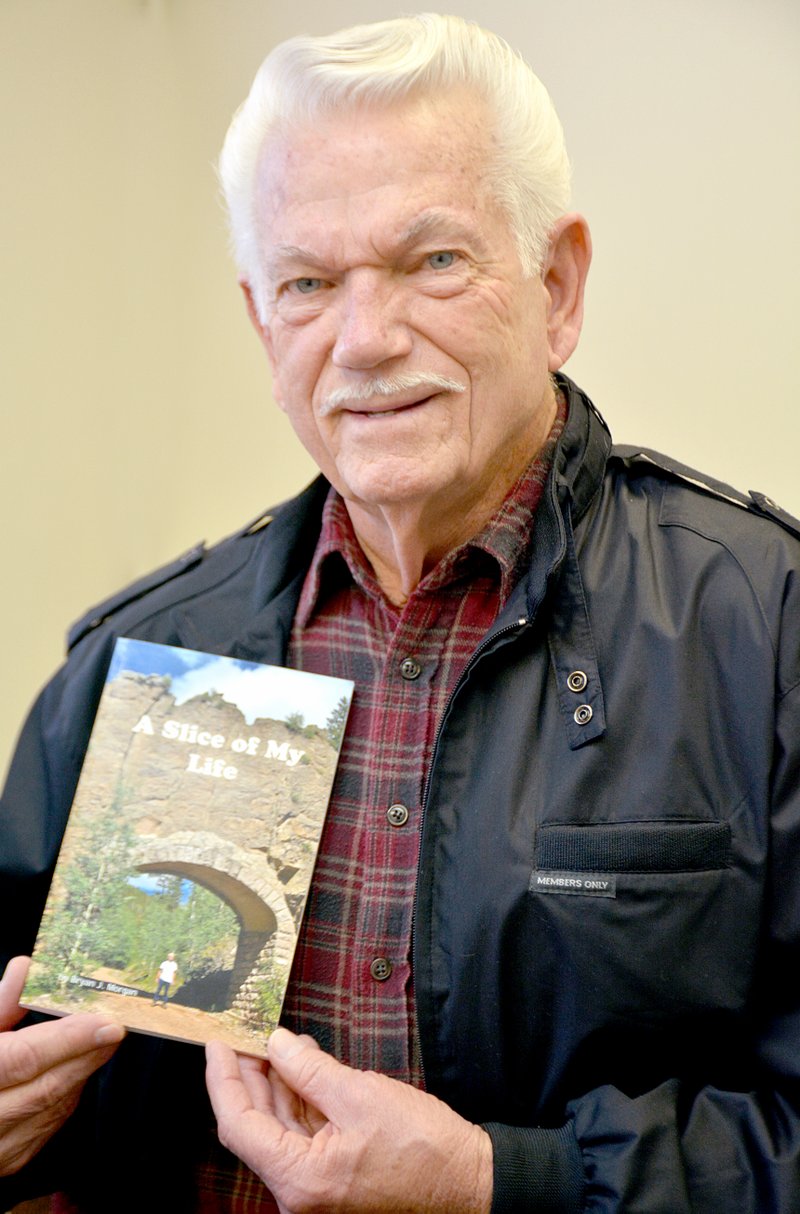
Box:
[408,448,573,1087]
[410,611,532,1090]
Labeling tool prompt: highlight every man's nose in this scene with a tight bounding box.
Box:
[331,271,412,369]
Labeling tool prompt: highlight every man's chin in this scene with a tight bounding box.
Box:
[337,469,466,522]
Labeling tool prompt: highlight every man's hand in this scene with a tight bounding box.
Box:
[0,956,126,1175]
[206,1027,493,1213]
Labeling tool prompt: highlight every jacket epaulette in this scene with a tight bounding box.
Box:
[66,542,207,651]
[66,507,277,652]
[610,444,800,541]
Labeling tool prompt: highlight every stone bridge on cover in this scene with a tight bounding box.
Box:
[131,830,297,1006]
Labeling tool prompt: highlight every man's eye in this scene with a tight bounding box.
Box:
[293,277,323,294]
[427,251,456,270]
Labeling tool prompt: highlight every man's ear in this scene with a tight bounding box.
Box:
[240,280,270,351]
[240,279,284,409]
[541,214,592,371]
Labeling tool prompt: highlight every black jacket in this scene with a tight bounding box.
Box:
[2,376,800,1211]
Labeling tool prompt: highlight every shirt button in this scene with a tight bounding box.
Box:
[387,803,409,827]
[370,957,393,982]
[567,670,588,693]
[400,657,422,681]
[574,703,593,726]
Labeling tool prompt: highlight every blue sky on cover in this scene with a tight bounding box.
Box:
[107,637,352,728]
[127,873,193,901]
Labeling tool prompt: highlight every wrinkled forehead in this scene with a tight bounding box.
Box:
[255,88,498,205]
[252,103,510,283]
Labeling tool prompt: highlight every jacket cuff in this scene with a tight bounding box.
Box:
[482,1121,584,1213]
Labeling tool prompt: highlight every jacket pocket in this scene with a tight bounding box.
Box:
[535,820,731,873]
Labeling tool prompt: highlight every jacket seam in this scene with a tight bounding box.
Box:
[76,537,264,645]
[658,516,779,667]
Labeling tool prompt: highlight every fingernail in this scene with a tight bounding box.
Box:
[268,1027,302,1060]
[94,1022,125,1046]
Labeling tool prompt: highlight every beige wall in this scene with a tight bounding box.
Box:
[2,0,798,781]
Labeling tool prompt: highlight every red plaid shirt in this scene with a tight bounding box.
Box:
[53,398,565,1213]
[281,483,559,1079]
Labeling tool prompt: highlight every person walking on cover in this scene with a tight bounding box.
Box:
[152,953,177,1007]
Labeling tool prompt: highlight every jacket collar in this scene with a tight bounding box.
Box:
[490,376,611,749]
[552,373,612,525]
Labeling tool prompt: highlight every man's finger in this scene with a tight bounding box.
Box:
[237,1054,274,1116]
[0,1013,125,1177]
[266,1061,328,1137]
[0,958,31,1033]
[0,1042,124,1132]
[0,1013,125,1091]
[206,1041,258,1122]
[0,1038,126,1179]
[263,1031,326,1135]
[207,1041,301,1179]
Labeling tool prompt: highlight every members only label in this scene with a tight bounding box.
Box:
[530,871,617,898]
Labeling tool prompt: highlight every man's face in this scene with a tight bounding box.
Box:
[252,92,562,522]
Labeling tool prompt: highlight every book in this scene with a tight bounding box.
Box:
[21,637,353,1058]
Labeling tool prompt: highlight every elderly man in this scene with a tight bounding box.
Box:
[1,13,799,1213]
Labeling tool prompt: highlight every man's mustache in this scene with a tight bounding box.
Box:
[320,374,465,416]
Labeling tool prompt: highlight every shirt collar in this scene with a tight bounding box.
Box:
[295,390,567,628]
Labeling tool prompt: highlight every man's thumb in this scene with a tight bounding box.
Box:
[268,1027,308,1061]
[267,1027,339,1105]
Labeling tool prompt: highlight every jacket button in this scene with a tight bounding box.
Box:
[370,957,393,982]
[567,670,588,693]
[400,657,422,681]
[387,803,409,827]
[574,703,593,726]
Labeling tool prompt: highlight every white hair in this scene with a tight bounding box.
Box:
[218,13,572,320]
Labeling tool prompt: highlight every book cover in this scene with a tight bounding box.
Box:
[22,637,353,1058]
